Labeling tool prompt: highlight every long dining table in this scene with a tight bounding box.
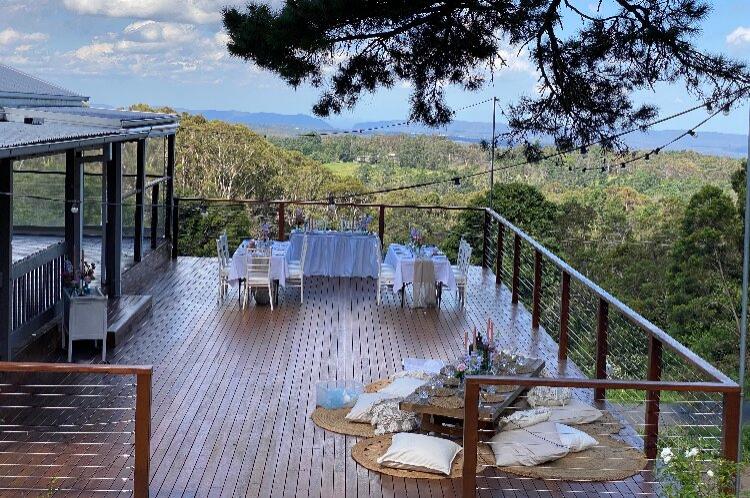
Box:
[385,243,456,308]
[288,230,379,278]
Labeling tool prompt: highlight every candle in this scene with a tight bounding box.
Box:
[464,330,468,351]
[473,327,478,349]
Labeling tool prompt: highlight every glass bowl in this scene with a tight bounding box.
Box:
[315,380,364,409]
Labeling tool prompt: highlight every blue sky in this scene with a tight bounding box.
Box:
[1,0,749,134]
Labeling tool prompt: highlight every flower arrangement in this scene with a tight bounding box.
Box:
[293,208,305,228]
[259,222,271,242]
[657,443,738,498]
[357,214,373,232]
[63,255,96,295]
[409,227,424,246]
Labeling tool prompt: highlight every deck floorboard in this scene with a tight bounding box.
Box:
[0,256,652,497]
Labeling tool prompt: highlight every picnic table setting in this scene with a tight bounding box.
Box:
[310,319,647,481]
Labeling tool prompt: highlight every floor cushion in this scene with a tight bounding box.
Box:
[488,421,570,467]
[377,433,462,475]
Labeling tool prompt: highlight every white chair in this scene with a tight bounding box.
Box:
[452,240,472,307]
[286,235,308,303]
[375,238,395,305]
[216,237,230,301]
[63,288,108,362]
[243,248,274,310]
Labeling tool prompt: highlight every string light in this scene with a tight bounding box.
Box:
[452,177,461,186]
[687,130,696,137]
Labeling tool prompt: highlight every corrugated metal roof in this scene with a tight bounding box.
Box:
[27,106,179,127]
[0,121,119,148]
[0,64,84,99]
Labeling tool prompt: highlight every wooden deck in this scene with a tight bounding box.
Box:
[2,256,654,497]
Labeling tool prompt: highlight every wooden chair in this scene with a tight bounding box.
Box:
[216,237,230,301]
[287,235,308,303]
[243,248,274,310]
[375,237,396,305]
[452,240,472,308]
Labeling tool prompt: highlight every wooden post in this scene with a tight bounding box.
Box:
[134,370,152,498]
[462,380,480,498]
[100,146,108,286]
[645,336,662,461]
[150,184,159,250]
[378,205,385,248]
[559,271,570,361]
[65,150,83,276]
[594,298,609,401]
[105,143,122,298]
[277,202,286,241]
[0,158,13,360]
[171,198,179,260]
[134,139,146,263]
[482,211,490,269]
[532,250,543,329]
[495,224,504,285]
[722,390,741,463]
[511,234,521,304]
[165,134,175,241]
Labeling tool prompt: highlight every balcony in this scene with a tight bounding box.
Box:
[2,201,740,497]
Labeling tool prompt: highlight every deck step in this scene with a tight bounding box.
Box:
[107,294,152,347]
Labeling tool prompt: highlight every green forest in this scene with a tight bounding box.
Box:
[11,107,748,385]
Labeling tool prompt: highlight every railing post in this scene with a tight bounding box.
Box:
[645,336,662,461]
[532,250,543,329]
[277,202,286,241]
[171,198,179,260]
[0,158,12,360]
[134,370,152,498]
[164,134,175,241]
[482,210,490,269]
[495,223,504,285]
[150,184,159,250]
[594,298,609,401]
[134,139,146,263]
[511,234,521,304]
[558,271,570,361]
[722,390,741,463]
[462,379,480,498]
[378,205,385,248]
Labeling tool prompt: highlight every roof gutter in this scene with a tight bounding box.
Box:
[0,123,179,160]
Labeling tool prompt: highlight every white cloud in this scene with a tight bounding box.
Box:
[0,28,48,47]
[123,21,197,44]
[726,27,750,46]
[62,0,226,24]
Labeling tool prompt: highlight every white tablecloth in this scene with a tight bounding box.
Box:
[385,244,456,291]
[228,241,290,287]
[288,230,379,278]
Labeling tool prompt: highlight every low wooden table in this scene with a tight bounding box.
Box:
[399,358,545,438]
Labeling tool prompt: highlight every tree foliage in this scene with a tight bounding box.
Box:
[223,0,749,151]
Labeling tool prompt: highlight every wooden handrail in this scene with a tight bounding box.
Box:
[0,362,152,497]
[485,208,734,385]
[462,375,741,497]
[175,196,485,212]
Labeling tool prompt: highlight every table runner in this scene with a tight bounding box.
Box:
[412,258,437,307]
[385,244,456,292]
[228,241,290,287]
[288,230,379,278]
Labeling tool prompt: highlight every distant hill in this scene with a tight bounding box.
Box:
[173,109,747,158]
[187,109,334,133]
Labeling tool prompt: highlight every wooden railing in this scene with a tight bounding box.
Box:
[462,376,741,497]
[0,361,152,497]
[10,241,66,356]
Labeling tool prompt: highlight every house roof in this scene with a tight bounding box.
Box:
[0,65,179,157]
[0,64,87,106]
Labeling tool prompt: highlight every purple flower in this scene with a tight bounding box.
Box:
[457,363,467,372]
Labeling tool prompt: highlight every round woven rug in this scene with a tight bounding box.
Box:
[478,424,647,482]
[585,411,624,436]
[352,434,468,479]
[311,407,375,437]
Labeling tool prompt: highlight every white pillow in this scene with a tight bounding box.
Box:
[377,433,462,475]
[346,392,398,423]
[527,386,572,407]
[380,377,427,397]
[547,399,603,425]
[402,358,445,374]
[488,421,569,467]
[499,407,551,431]
[556,423,597,452]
